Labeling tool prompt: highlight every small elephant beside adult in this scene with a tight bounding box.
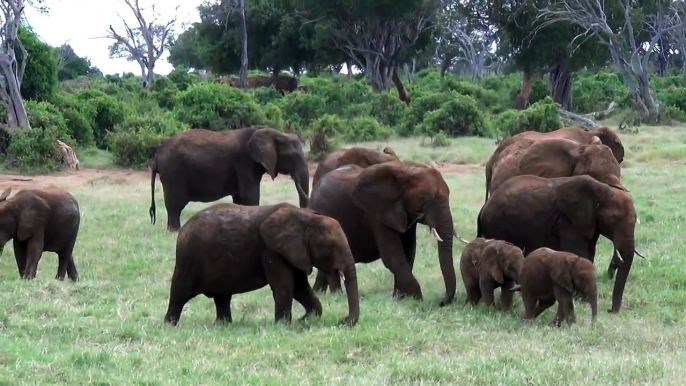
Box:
[308,162,457,306]
[514,247,598,326]
[477,174,638,313]
[0,187,80,281]
[164,202,359,327]
[460,238,525,310]
[486,136,626,201]
[149,126,310,231]
[312,147,401,188]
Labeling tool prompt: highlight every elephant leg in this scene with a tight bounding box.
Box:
[521,292,538,320]
[213,295,232,323]
[12,239,27,278]
[478,276,497,307]
[57,238,78,281]
[558,219,592,260]
[499,281,515,311]
[292,270,323,320]
[235,175,261,206]
[607,250,620,279]
[396,224,417,294]
[374,224,422,300]
[534,297,557,317]
[163,189,188,232]
[461,272,481,305]
[326,273,342,293]
[553,286,576,326]
[23,237,45,280]
[312,269,330,293]
[263,252,295,323]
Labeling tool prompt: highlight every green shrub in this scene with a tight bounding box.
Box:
[495,96,563,137]
[658,86,686,114]
[344,116,392,142]
[573,71,629,113]
[167,66,200,91]
[17,26,59,102]
[24,100,72,141]
[108,113,187,168]
[73,89,125,149]
[440,78,499,111]
[307,114,344,160]
[262,103,284,130]
[417,94,490,138]
[175,82,266,130]
[369,92,406,128]
[251,86,283,105]
[50,92,95,146]
[279,91,327,129]
[403,91,455,136]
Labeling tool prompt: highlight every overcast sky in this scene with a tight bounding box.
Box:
[24,0,203,76]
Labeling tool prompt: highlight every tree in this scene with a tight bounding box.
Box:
[536,0,674,116]
[236,0,248,88]
[664,1,686,80]
[16,25,58,102]
[55,43,102,81]
[103,0,178,88]
[0,0,42,130]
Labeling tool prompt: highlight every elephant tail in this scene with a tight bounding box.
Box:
[149,158,158,225]
[476,205,484,238]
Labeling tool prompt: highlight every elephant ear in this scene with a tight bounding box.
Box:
[551,258,574,293]
[259,207,313,274]
[351,163,407,234]
[556,177,600,239]
[248,129,278,180]
[482,243,505,284]
[17,195,50,241]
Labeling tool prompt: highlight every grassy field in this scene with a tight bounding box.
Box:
[1,126,686,385]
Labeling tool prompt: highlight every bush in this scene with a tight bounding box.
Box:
[175,82,266,130]
[440,78,499,111]
[17,26,59,102]
[495,96,563,137]
[261,103,285,130]
[279,91,327,130]
[369,92,407,128]
[51,92,95,146]
[417,94,490,138]
[345,116,392,142]
[307,114,344,161]
[573,71,628,113]
[108,113,187,168]
[251,86,283,105]
[73,89,125,149]
[403,91,455,136]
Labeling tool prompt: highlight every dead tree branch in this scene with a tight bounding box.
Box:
[102,0,178,88]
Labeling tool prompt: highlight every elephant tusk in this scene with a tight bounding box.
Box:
[615,251,624,263]
[636,216,641,225]
[452,228,470,244]
[431,227,444,242]
[635,250,647,260]
[338,270,345,283]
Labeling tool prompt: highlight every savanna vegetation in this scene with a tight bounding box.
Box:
[1,0,686,384]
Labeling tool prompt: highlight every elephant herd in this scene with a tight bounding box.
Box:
[0,124,641,328]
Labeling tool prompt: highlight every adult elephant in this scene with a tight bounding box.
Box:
[477,174,638,313]
[312,147,400,188]
[487,136,626,200]
[149,126,310,231]
[308,162,456,306]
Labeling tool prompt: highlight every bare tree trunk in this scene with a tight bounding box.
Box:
[0,54,29,130]
[392,68,411,105]
[440,55,452,79]
[237,0,248,89]
[516,70,540,110]
[550,64,573,111]
[346,61,353,80]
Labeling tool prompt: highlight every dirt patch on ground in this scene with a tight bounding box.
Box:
[0,161,482,191]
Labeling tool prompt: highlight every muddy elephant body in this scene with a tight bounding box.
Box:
[487,137,625,199]
[477,174,637,313]
[312,147,400,188]
[459,238,525,310]
[228,74,298,94]
[0,187,80,280]
[149,126,310,231]
[308,162,457,306]
[164,202,359,326]
[517,247,598,325]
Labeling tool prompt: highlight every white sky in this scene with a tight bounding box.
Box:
[23,0,204,76]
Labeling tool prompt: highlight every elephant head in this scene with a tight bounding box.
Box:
[0,188,50,255]
[259,206,360,326]
[551,253,598,322]
[517,138,626,191]
[248,128,310,207]
[590,126,625,164]
[350,162,456,305]
[479,240,525,284]
[337,147,399,168]
[556,175,637,313]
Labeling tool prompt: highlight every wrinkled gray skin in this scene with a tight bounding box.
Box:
[0,187,80,280]
[149,126,310,231]
[164,202,359,327]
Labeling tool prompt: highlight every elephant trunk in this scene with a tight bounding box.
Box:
[293,164,310,208]
[342,262,360,326]
[433,200,456,306]
[610,231,635,313]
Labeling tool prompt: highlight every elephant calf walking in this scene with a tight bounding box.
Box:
[164,202,359,327]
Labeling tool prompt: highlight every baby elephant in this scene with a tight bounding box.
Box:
[460,238,525,310]
[515,247,597,326]
[164,202,360,327]
[0,187,80,281]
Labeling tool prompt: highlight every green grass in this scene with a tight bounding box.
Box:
[1,127,686,385]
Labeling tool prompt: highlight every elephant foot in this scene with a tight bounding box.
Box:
[392,289,423,301]
[607,267,617,279]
